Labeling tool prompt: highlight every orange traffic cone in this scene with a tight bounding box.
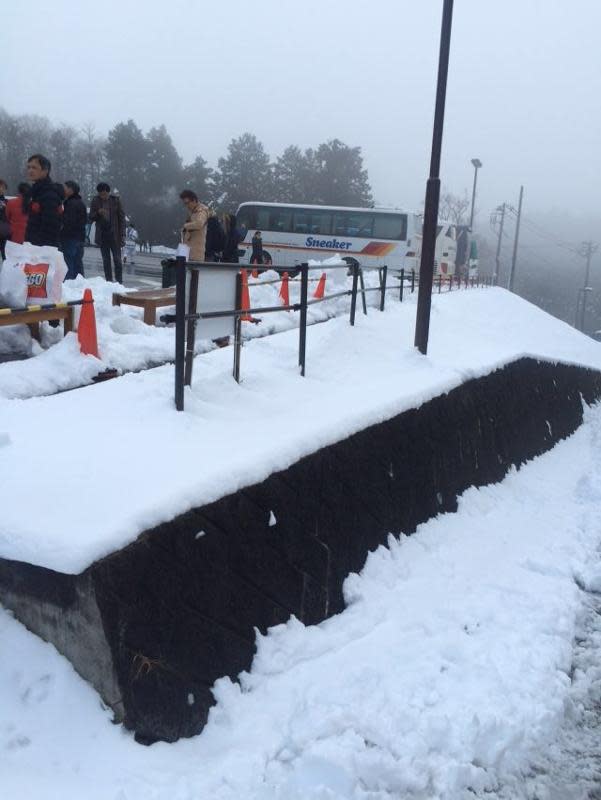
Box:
[240,269,257,322]
[313,272,326,299]
[78,288,99,357]
[279,271,290,308]
[251,267,259,279]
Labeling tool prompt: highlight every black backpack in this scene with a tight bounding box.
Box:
[205,215,225,256]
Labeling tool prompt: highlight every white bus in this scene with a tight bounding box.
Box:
[235,201,456,276]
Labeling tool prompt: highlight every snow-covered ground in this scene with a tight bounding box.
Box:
[2,402,601,800]
[1,287,601,574]
[0,260,372,400]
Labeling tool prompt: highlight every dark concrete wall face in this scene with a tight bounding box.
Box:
[1,357,600,743]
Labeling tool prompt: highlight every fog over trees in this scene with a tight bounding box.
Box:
[0,108,372,247]
[1,105,599,337]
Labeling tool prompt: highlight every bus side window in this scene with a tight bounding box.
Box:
[373,214,406,240]
[269,209,292,232]
[333,213,348,236]
[256,207,270,230]
[346,214,373,238]
[237,206,256,230]
[309,211,332,235]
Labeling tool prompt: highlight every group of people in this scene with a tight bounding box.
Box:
[0,154,135,283]
[179,190,244,265]
[0,154,252,291]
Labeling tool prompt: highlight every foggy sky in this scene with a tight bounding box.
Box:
[3,0,601,234]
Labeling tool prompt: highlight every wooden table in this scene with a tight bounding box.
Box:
[112,288,176,326]
[0,305,74,341]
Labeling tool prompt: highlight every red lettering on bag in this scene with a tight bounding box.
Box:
[24,263,50,299]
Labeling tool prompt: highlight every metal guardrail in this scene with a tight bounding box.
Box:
[167,258,494,411]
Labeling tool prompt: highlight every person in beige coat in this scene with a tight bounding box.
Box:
[179,189,210,261]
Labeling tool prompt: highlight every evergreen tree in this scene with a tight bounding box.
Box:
[216,133,273,211]
[273,145,317,204]
[104,119,148,203]
[143,125,184,245]
[312,139,373,206]
[182,156,216,204]
[104,119,149,238]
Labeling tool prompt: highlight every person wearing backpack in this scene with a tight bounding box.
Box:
[222,213,243,263]
[205,210,225,262]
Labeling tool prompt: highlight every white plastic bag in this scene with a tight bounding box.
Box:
[0,242,28,307]
[0,241,67,307]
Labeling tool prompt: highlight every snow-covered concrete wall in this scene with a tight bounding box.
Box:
[1,356,600,744]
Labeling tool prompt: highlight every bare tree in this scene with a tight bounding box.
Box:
[439,189,470,225]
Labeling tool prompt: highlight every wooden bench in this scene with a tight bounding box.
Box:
[112,288,176,326]
[0,304,74,341]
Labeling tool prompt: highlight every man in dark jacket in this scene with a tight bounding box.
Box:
[89,182,126,283]
[61,180,87,279]
[24,155,65,247]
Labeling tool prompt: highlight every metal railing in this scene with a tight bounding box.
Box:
[165,257,494,411]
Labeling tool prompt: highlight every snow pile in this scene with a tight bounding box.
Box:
[1,287,601,574]
[0,261,377,400]
[2,404,601,799]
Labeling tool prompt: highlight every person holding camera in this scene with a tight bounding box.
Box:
[89,182,126,283]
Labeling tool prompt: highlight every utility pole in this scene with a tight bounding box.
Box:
[493,203,505,285]
[508,185,524,293]
[414,0,454,355]
[577,241,599,332]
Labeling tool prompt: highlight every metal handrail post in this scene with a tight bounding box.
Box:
[359,267,368,315]
[174,255,187,411]
[233,272,242,382]
[298,264,309,376]
[350,263,359,325]
[380,265,388,311]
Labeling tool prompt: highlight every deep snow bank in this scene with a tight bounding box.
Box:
[1,288,601,573]
[2,402,601,798]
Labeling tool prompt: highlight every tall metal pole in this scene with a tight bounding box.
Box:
[579,241,598,332]
[469,159,482,231]
[494,203,505,285]
[414,0,454,355]
[508,185,523,293]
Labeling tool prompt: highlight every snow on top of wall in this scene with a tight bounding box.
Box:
[2,403,601,798]
[0,287,600,574]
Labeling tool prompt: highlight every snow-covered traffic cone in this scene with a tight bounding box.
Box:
[313,272,326,299]
[279,271,290,308]
[240,269,257,323]
[251,266,259,279]
[78,288,99,357]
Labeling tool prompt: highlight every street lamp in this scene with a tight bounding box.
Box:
[414,0,455,356]
[469,158,482,231]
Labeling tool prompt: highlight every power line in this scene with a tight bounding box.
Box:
[504,207,580,255]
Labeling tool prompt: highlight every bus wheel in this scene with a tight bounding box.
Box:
[262,251,273,267]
